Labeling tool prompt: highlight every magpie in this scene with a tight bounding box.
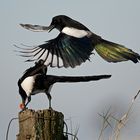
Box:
[18,59,48,109]
[18,59,111,110]
[18,15,140,68]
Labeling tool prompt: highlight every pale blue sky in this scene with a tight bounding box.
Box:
[0,0,140,139]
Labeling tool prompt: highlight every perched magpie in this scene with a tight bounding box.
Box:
[18,59,111,110]
[18,59,48,109]
[18,15,140,68]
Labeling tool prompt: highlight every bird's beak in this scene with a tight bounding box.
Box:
[19,103,25,110]
[20,24,54,32]
[47,24,55,32]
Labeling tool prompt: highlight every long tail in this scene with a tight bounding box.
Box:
[94,39,140,63]
[51,74,111,83]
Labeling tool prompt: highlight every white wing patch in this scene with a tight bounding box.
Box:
[42,51,64,67]
[39,50,48,60]
[58,57,63,67]
[21,76,35,96]
[51,54,58,67]
[62,27,89,38]
[44,52,52,66]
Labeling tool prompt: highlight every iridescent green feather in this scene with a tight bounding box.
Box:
[95,40,140,63]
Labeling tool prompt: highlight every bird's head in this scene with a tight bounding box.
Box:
[20,15,88,33]
[19,103,25,110]
[48,15,73,32]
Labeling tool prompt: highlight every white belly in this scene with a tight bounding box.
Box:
[21,76,35,96]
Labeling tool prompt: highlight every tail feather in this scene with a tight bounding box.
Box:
[95,39,140,63]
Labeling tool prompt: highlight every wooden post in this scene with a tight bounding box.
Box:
[16,109,66,140]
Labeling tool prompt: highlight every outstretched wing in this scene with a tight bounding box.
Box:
[16,33,93,68]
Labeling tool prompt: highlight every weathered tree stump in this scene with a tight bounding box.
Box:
[16,109,65,140]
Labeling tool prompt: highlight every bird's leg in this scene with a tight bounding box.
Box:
[46,92,52,110]
[24,96,31,109]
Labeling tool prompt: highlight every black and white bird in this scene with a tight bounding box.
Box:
[18,60,111,110]
[18,60,49,109]
[18,15,140,68]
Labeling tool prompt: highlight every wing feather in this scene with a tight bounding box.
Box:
[17,33,93,68]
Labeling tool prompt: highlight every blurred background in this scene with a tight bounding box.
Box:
[0,0,140,139]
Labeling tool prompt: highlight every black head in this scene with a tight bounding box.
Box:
[48,15,89,32]
[48,15,72,31]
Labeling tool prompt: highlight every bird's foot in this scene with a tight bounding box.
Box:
[19,106,28,113]
[48,106,53,110]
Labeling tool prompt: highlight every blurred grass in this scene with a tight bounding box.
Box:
[98,90,140,140]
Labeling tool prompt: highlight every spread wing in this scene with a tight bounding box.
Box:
[16,33,93,68]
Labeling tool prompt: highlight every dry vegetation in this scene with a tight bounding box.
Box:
[98,90,140,140]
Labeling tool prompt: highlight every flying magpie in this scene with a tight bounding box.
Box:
[18,59,111,110]
[18,15,140,68]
